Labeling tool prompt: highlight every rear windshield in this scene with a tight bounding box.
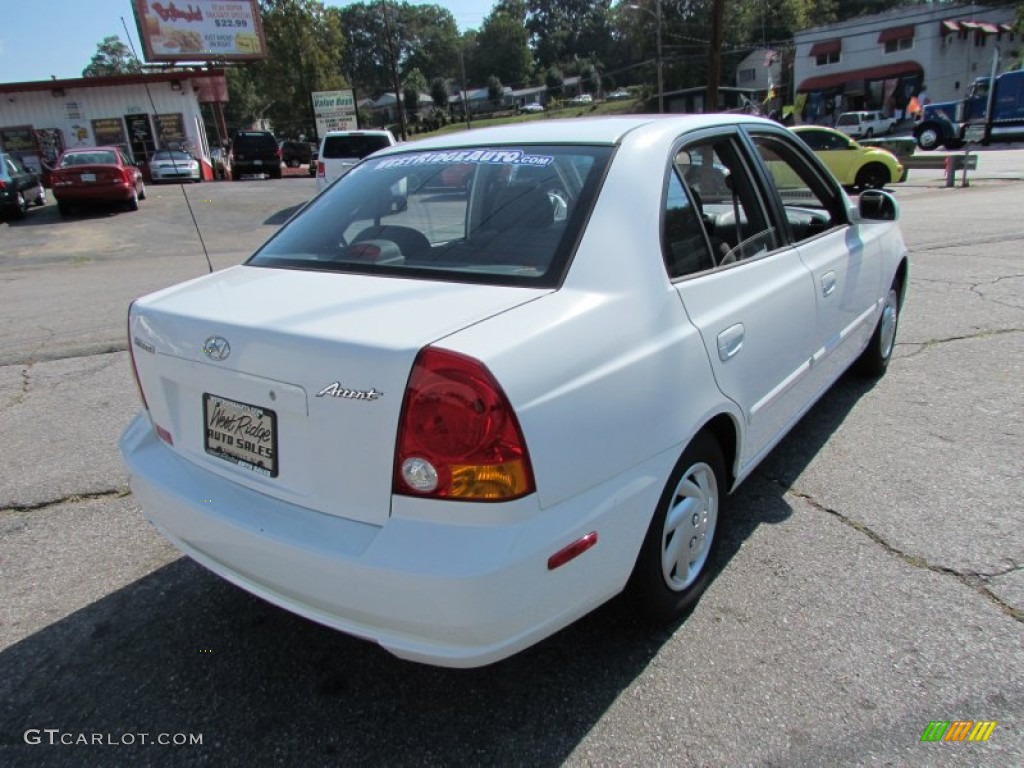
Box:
[835,114,860,126]
[322,134,392,159]
[233,133,277,150]
[60,151,118,166]
[249,145,613,288]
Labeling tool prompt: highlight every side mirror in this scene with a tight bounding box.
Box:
[858,189,899,221]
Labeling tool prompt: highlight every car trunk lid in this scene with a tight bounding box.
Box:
[129,265,547,525]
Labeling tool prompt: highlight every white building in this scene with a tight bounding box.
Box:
[0,70,227,179]
[793,3,1016,123]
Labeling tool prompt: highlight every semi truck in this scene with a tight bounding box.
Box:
[914,68,1024,150]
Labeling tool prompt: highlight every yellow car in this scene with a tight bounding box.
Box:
[791,126,905,192]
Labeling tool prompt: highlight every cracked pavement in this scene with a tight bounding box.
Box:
[1,171,1021,765]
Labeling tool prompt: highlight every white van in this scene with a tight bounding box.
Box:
[315,130,398,193]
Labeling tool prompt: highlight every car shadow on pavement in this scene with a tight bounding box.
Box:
[0,374,878,766]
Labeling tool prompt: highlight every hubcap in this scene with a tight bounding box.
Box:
[920,128,938,149]
[661,461,718,591]
[879,288,899,358]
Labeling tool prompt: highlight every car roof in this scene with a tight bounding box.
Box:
[370,114,774,156]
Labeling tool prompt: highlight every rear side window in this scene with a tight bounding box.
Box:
[836,113,859,126]
[250,145,613,288]
[322,135,392,159]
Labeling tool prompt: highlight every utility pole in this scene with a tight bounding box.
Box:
[706,0,725,113]
[460,48,472,129]
[380,0,407,140]
[656,0,664,113]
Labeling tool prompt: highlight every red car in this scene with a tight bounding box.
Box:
[50,146,146,216]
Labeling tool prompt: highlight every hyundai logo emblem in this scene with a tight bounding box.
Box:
[203,336,231,361]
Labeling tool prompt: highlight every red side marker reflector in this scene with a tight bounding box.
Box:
[547,531,598,570]
[155,424,174,445]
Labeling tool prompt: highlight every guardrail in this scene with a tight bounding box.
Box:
[903,153,978,188]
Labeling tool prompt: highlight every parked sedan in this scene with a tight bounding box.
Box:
[0,152,46,221]
[121,116,908,668]
[50,147,146,216]
[791,125,905,191]
[149,149,201,183]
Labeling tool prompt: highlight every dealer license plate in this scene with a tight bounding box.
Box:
[203,393,278,477]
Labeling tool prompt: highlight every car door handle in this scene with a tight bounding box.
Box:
[717,323,745,361]
[821,271,837,297]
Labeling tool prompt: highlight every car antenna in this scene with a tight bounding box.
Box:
[121,16,214,274]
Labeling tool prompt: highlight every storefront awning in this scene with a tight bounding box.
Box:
[798,61,922,93]
[878,25,915,43]
[808,39,841,57]
[940,20,960,34]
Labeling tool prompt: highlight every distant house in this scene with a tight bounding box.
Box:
[370,91,435,123]
[735,49,783,95]
[448,85,514,115]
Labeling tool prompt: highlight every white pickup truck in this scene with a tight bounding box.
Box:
[834,110,897,139]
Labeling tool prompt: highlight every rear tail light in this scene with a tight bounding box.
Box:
[316,161,325,178]
[394,348,535,501]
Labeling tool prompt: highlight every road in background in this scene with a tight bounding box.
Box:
[1,162,1021,766]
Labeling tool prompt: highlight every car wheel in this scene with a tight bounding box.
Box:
[57,201,71,217]
[855,163,890,192]
[12,192,27,219]
[627,431,725,622]
[138,182,147,200]
[127,188,140,211]
[864,127,874,138]
[34,183,47,206]
[916,124,941,151]
[854,280,901,377]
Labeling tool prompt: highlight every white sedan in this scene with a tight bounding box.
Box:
[120,115,908,667]
[148,149,201,183]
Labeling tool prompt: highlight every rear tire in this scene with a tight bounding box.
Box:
[916,124,941,151]
[127,189,139,211]
[627,431,726,622]
[854,280,901,377]
[58,201,71,217]
[12,192,27,219]
[34,183,46,206]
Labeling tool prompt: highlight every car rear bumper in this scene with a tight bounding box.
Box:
[120,412,662,667]
[53,183,134,203]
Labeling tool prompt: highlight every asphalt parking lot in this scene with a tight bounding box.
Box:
[1,154,1021,766]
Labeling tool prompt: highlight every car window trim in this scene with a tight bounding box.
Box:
[662,126,785,282]
[738,126,851,247]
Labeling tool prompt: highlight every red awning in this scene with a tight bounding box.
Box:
[940,20,960,34]
[878,25,915,43]
[808,39,841,57]
[977,22,1000,34]
[959,21,981,31]
[798,61,922,93]
[999,23,1014,34]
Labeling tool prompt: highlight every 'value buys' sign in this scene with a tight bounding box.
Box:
[312,89,357,135]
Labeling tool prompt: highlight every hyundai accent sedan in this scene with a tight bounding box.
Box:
[121,115,908,667]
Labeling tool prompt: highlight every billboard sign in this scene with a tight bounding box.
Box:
[133,1,267,62]
[312,89,358,136]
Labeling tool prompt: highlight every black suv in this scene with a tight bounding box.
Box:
[280,140,314,168]
[230,130,281,180]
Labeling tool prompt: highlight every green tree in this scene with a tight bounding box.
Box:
[487,75,504,106]
[231,0,347,138]
[545,66,564,99]
[430,77,450,113]
[403,67,428,116]
[82,35,141,77]
[473,6,533,87]
[526,0,614,70]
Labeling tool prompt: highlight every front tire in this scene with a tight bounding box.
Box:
[855,163,890,192]
[127,189,139,211]
[34,183,46,206]
[916,123,942,151]
[627,432,726,622]
[854,280,901,377]
[12,191,27,219]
